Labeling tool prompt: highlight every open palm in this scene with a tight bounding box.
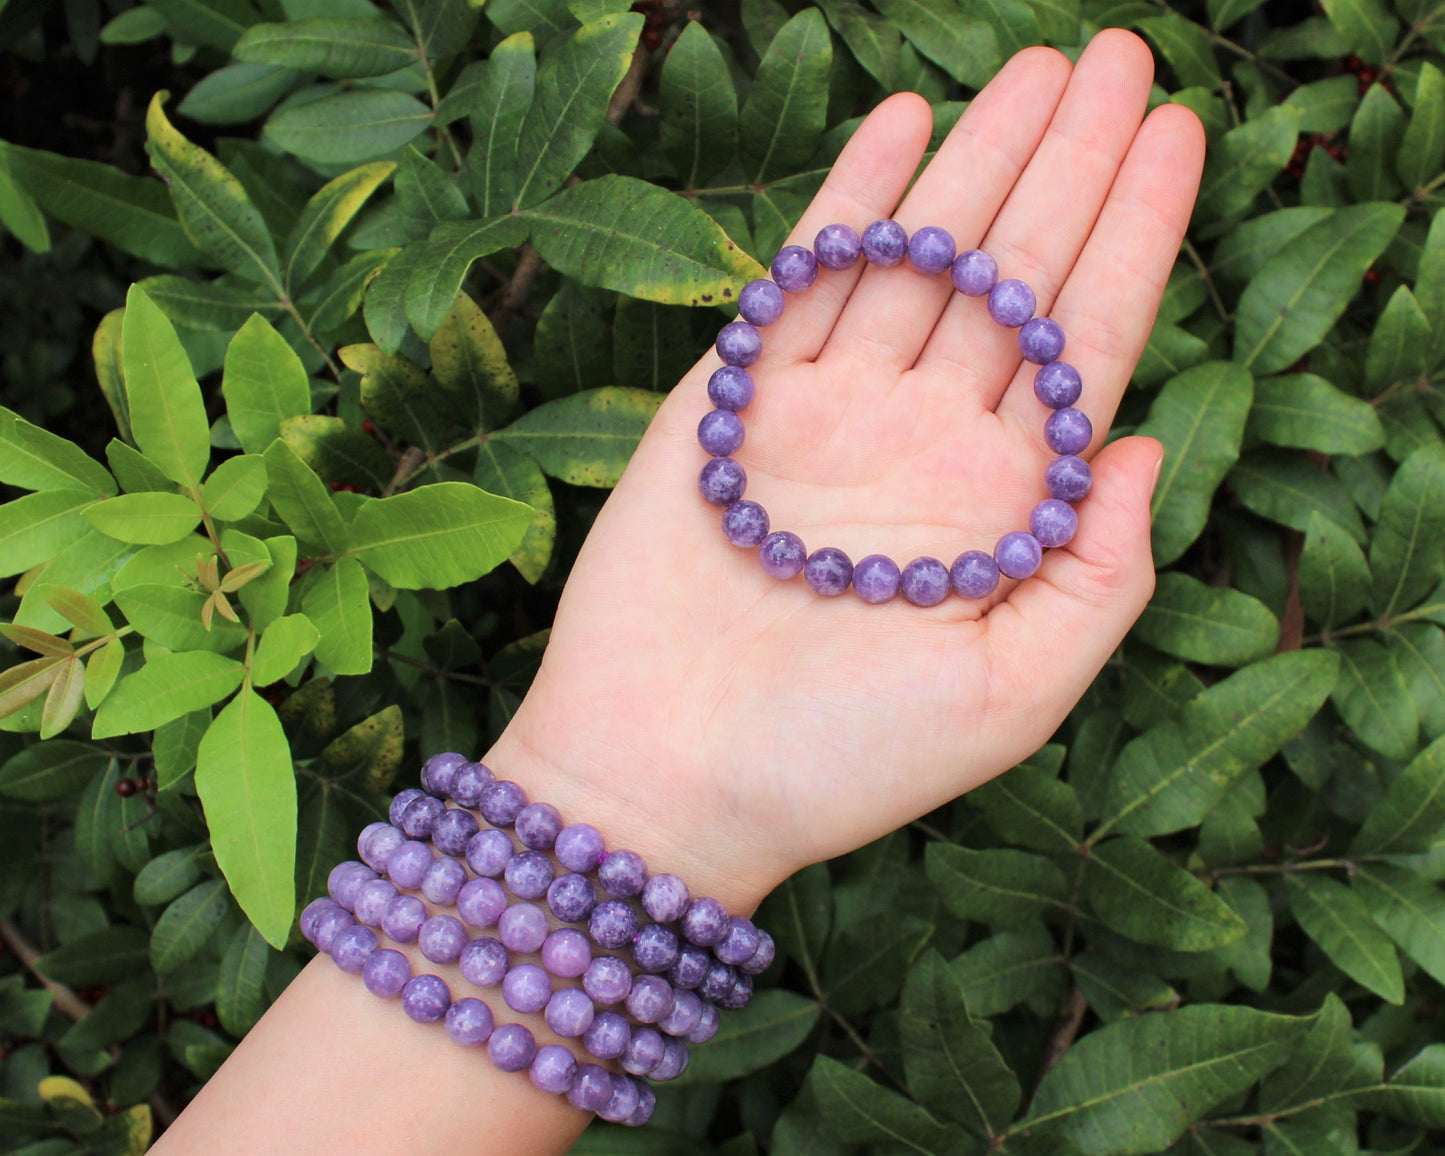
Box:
[490,30,1207,909]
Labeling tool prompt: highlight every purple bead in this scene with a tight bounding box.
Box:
[357,822,389,861]
[421,752,467,798]
[419,914,468,964]
[385,840,432,889]
[738,279,786,326]
[632,923,680,973]
[1045,407,1093,455]
[716,321,762,367]
[302,896,340,943]
[488,1023,537,1072]
[907,225,956,275]
[514,802,563,851]
[381,894,427,943]
[542,929,593,978]
[641,874,690,923]
[400,795,444,839]
[546,988,595,1038]
[599,1074,641,1124]
[590,899,639,950]
[328,862,375,911]
[445,996,494,1046]
[707,365,753,412]
[466,829,513,877]
[329,924,377,974]
[353,878,398,927]
[688,1001,720,1044]
[722,499,770,547]
[503,963,552,1014]
[699,960,736,1002]
[386,793,423,828]
[770,245,818,292]
[669,944,710,989]
[804,547,853,596]
[499,902,549,954]
[1019,318,1065,365]
[458,877,508,928]
[1034,360,1082,409]
[460,936,509,988]
[598,849,648,898]
[363,948,411,998]
[479,780,527,827]
[996,531,1043,580]
[681,897,729,947]
[583,955,633,1005]
[530,1044,578,1095]
[649,1038,691,1082]
[360,825,405,872]
[547,873,597,923]
[714,917,761,966]
[700,457,747,506]
[759,530,806,579]
[698,408,745,457]
[628,1084,657,1127]
[583,1010,631,1059]
[1031,499,1078,548]
[988,279,1036,328]
[741,929,776,975]
[658,987,703,1038]
[951,249,997,297]
[431,808,478,857]
[569,1063,614,1112]
[420,856,467,906]
[814,222,861,270]
[620,1028,665,1076]
[861,219,907,266]
[505,850,554,900]
[313,906,354,953]
[626,975,674,1023]
[719,971,754,1010]
[852,554,901,604]
[900,556,951,607]
[449,760,493,807]
[951,550,1000,600]
[1046,454,1093,503]
[555,824,605,873]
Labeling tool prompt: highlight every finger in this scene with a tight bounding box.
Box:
[817,46,1072,376]
[996,103,1207,441]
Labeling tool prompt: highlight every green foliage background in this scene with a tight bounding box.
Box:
[0,0,1444,1150]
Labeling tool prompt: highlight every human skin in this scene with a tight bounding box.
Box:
[151,29,1205,1155]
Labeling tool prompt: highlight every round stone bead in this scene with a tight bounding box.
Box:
[699,457,747,506]
[620,1027,665,1076]
[548,873,598,923]
[658,988,703,1038]
[628,1084,658,1128]
[815,222,862,270]
[430,808,478,857]
[479,780,527,827]
[589,899,639,950]
[641,873,690,923]
[505,850,554,900]
[381,894,427,944]
[681,897,729,947]
[598,849,648,898]
[445,997,494,1047]
[515,802,564,851]
[328,862,375,911]
[699,960,736,1002]
[568,1064,615,1112]
[861,219,908,266]
[583,1010,632,1059]
[853,554,901,604]
[707,365,754,412]
[718,971,754,1010]
[488,1023,537,1072]
[1019,318,1065,365]
[1045,454,1093,503]
[714,917,761,966]
[632,923,680,973]
[385,840,432,889]
[313,906,354,953]
[460,936,509,989]
[583,955,633,1005]
[402,974,451,1023]
[1031,499,1078,548]
[361,825,405,872]
[499,902,549,954]
[466,829,514,878]
[698,408,745,457]
[805,547,853,596]
[716,321,763,367]
[996,531,1043,580]
[503,963,552,1014]
[741,929,776,976]
[626,975,674,1023]
[353,879,398,927]
[400,795,444,839]
[302,897,340,943]
[738,279,786,326]
[457,877,508,928]
[759,530,806,579]
[687,1001,721,1044]
[771,244,818,292]
[556,824,605,873]
[387,792,424,828]
[363,948,411,998]
[531,1044,578,1095]
[421,751,467,798]
[449,760,493,807]
[901,557,951,607]
[420,856,467,906]
[1034,360,1082,409]
[951,550,1000,600]
[419,914,468,964]
[722,499,770,547]
[356,824,389,870]
[908,225,956,275]
[1045,407,1093,455]
[542,929,593,978]
[669,943,711,990]
[649,1038,691,1082]
[598,1075,642,1124]
[988,279,1036,328]
[546,988,595,1038]
[951,249,998,297]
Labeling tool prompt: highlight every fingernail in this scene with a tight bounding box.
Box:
[1149,452,1164,497]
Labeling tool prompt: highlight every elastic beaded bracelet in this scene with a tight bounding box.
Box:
[699,221,1097,607]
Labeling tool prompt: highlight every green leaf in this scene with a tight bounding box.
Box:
[1352,863,1445,987]
[1136,362,1253,567]
[113,584,248,654]
[216,922,271,1036]
[121,285,211,491]
[92,652,245,738]
[0,151,49,253]
[339,343,444,450]
[311,248,395,336]
[674,989,820,1086]
[202,454,268,522]
[952,925,1060,1018]
[262,439,349,556]
[84,492,201,546]
[1370,444,1445,616]
[821,915,933,1017]
[492,386,660,487]
[1400,63,1445,197]
[464,32,535,219]
[0,406,116,497]
[1390,622,1445,738]
[301,558,373,675]
[968,766,1082,855]
[1069,952,1177,1023]
[34,926,150,986]
[534,280,613,397]
[1351,731,1445,853]
[1281,75,1359,133]
[659,21,737,187]
[346,482,533,589]
[145,0,259,52]
[612,297,696,394]
[1212,208,1335,288]
[177,62,302,126]
[431,292,519,433]
[1259,992,1382,1112]
[59,976,155,1055]
[473,440,556,583]
[1320,0,1396,64]
[1361,1045,1445,1126]
[756,863,831,984]
[150,879,231,974]
[266,90,433,166]
[1235,202,1405,374]
[251,614,320,686]
[138,275,283,332]
[1364,285,1432,395]
[283,161,395,292]
[320,703,403,792]
[394,146,467,243]
[925,843,1069,928]
[196,690,297,949]
[1332,638,1418,760]
[1299,511,1371,628]
[1286,873,1403,1003]
[1194,104,1298,223]
[1133,572,1279,666]
[238,535,297,633]
[0,489,100,578]
[402,215,530,340]
[810,1055,966,1154]
[739,9,832,183]
[873,0,998,88]
[1419,207,1445,368]
[0,741,108,802]
[1249,374,1386,455]
[1229,451,1367,546]
[133,846,204,906]
[1347,83,1407,200]
[1135,12,1220,89]
[279,415,392,491]
[234,18,418,77]
[393,0,476,56]
[1086,836,1245,950]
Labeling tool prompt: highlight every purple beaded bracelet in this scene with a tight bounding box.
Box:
[700,221,1096,607]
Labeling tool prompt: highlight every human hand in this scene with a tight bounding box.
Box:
[488,29,1206,913]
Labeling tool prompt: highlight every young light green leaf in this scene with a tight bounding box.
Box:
[150,879,231,975]
[201,454,268,522]
[659,21,737,187]
[85,492,201,545]
[112,584,248,654]
[464,32,535,218]
[809,1054,966,1153]
[739,9,832,184]
[283,161,395,292]
[1299,510,1371,628]
[1194,104,1298,223]
[1371,443,1445,617]
[266,90,433,166]
[673,989,820,1086]
[1085,836,1246,951]
[1347,83,1406,200]
[491,386,660,487]
[234,18,419,77]
[250,614,320,686]
[925,843,1070,928]
[92,651,245,738]
[1248,374,1385,455]
[1286,873,1404,1003]
[262,439,350,556]
[0,405,117,497]
[1352,864,1445,987]
[873,0,998,88]
[301,558,373,676]
[122,284,211,490]
[0,489,103,578]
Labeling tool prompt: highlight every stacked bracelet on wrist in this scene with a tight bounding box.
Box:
[300,752,773,1127]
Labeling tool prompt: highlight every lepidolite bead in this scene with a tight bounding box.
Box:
[583,955,633,1005]
[546,988,595,1038]
[598,849,648,898]
[303,897,340,943]
[400,795,444,839]
[460,936,509,988]
[669,944,711,989]
[499,902,549,953]
[632,923,680,973]
[1031,499,1078,548]
[458,877,507,928]
[431,808,478,857]
[419,914,468,964]
[542,929,593,978]
[988,279,1036,328]
[805,547,853,596]
[479,780,527,827]
[1046,454,1092,503]
[1045,407,1092,455]
[387,792,424,827]
[649,1038,691,1082]
[1034,361,1082,409]
[901,557,951,607]
[548,873,598,923]
[714,917,761,966]
[421,751,467,798]
[505,850,554,900]
[531,1044,578,1095]
[861,219,908,265]
[759,530,806,579]
[951,249,998,297]
[450,760,493,807]
[556,824,605,873]
[354,878,398,927]
[771,244,818,292]
[626,975,674,1023]
[699,960,736,1002]
[908,225,956,274]
[466,829,513,877]
[620,1027,665,1076]
[707,365,754,412]
[568,1063,614,1112]
[583,1010,631,1059]
[599,1075,641,1124]
[687,1001,721,1044]
[504,963,552,1014]
[313,906,354,953]
[996,531,1043,580]
[741,929,776,975]
[641,873,690,923]
[328,862,375,910]
[488,1023,537,1072]
[381,894,427,943]
[363,948,411,998]
[330,924,377,973]
[815,222,861,269]
[420,856,466,905]
[590,899,639,950]
[445,997,494,1047]
[853,553,901,604]
[739,279,786,326]
[1019,318,1065,365]
[681,896,728,946]
[515,802,563,851]
[385,840,432,889]
[718,971,754,1010]
[698,408,745,457]
[716,321,763,367]
[722,499,769,547]
[402,974,451,1023]
[361,825,405,872]
[628,1084,657,1128]
[658,988,703,1037]
[700,457,747,506]
[951,550,1000,600]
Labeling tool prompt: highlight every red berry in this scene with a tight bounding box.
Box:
[362,420,376,435]
[115,779,136,797]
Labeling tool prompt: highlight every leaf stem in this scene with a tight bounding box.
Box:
[375,646,489,686]
[1183,237,1231,324]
